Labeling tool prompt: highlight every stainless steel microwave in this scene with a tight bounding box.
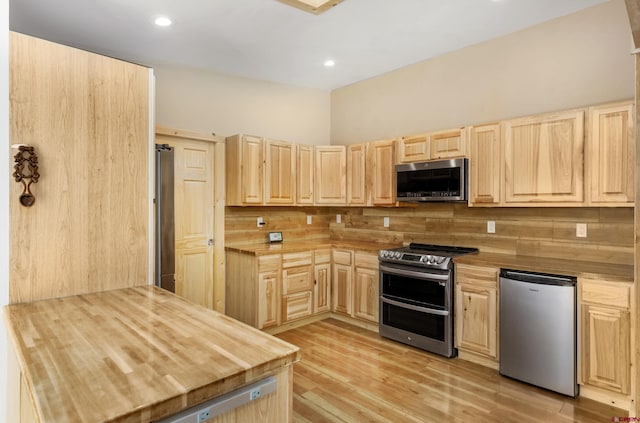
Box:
[396,158,468,202]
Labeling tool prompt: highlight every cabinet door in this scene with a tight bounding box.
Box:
[314,263,331,314]
[503,110,584,204]
[368,139,396,206]
[315,146,347,204]
[353,267,379,322]
[258,271,280,329]
[581,304,630,395]
[240,135,264,204]
[397,133,429,163]
[469,124,501,205]
[588,102,634,205]
[429,128,466,159]
[332,263,352,315]
[282,266,313,295]
[347,144,367,205]
[264,139,295,205]
[296,145,314,204]
[455,284,497,358]
[282,291,313,322]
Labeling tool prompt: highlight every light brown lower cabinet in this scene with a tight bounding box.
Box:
[353,252,379,323]
[454,264,499,361]
[332,249,353,316]
[314,249,332,313]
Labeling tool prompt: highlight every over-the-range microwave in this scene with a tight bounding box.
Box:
[396,158,468,202]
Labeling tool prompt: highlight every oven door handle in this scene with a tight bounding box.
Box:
[379,265,450,282]
[381,297,450,316]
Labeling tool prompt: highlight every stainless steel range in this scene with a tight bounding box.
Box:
[378,243,478,357]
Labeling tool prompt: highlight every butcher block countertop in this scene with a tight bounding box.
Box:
[454,252,634,282]
[3,286,301,423]
[226,240,402,255]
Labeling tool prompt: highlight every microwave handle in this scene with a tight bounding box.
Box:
[379,264,449,282]
[381,297,450,316]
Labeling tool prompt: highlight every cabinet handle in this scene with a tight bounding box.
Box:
[314,280,317,285]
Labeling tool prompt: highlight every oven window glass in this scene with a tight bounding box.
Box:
[382,301,445,341]
[381,271,447,309]
[397,167,461,196]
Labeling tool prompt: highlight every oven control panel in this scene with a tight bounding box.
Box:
[379,250,449,268]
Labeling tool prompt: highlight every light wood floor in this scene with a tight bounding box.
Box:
[276,318,627,423]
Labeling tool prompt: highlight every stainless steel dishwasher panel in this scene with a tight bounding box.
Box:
[499,270,577,397]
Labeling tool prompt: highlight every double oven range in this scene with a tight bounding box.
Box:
[378,243,478,357]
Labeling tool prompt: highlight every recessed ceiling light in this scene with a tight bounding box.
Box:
[324,59,336,67]
[154,16,172,27]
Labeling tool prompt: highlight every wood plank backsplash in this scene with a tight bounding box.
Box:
[226,205,634,265]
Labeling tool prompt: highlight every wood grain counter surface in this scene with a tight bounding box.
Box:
[3,286,301,423]
[454,252,634,282]
[225,240,402,255]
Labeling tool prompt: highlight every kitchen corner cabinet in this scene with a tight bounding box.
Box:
[332,249,353,315]
[503,110,584,205]
[264,139,296,205]
[579,278,634,396]
[315,146,347,205]
[469,124,501,206]
[353,252,379,322]
[454,264,498,360]
[226,134,264,205]
[296,144,315,204]
[347,144,367,205]
[587,101,635,206]
[368,139,396,206]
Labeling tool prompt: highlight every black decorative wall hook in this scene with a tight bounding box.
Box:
[12,145,39,207]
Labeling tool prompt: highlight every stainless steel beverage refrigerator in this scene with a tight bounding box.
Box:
[155,144,175,293]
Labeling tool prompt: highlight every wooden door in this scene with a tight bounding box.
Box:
[258,270,280,329]
[296,145,314,204]
[469,124,501,205]
[429,128,466,159]
[347,144,367,205]
[455,284,497,358]
[315,146,346,205]
[368,139,396,205]
[314,263,331,314]
[588,102,634,205]
[171,139,215,308]
[582,304,630,394]
[265,139,295,205]
[397,133,429,163]
[503,110,584,204]
[353,267,379,322]
[332,264,352,315]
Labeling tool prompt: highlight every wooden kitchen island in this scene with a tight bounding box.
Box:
[3,286,300,423]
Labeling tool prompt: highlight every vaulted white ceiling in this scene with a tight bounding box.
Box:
[10,0,607,90]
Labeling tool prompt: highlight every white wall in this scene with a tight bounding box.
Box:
[330,0,635,144]
[153,65,331,145]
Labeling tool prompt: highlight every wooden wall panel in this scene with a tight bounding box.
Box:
[9,32,150,303]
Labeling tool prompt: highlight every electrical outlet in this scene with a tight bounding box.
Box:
[250,388,262,401]
[256,217,264,228]
[383,217,390,228]
[487,220,496,234]
[336,214,342,224]
[576,223,587,238]
[197,409,211,423]
[307,215,312,225]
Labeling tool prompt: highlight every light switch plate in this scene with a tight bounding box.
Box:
[576,223,587,238]
[336,214,342,224]
[487,220,496,234]
[307,215,312,225]
[383,217,390,228]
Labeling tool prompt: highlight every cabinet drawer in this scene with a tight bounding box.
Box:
[355,252,378,269]
[580,279,631,309]
[333,249,352,266]
[283,266,313,294]
[455,264,498,288]
[258,254,281,272]
[315,249,331,264]
[282,291,313,322]
[282,251,313,269]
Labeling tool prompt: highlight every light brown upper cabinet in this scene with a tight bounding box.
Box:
[469,124,501,206]
[397,128,466,163]
[347,144,367,205]
[315,146,347,205]
[296,145,314,204]
[503,110,584,205]
[226,134,264,206]
[587,101,634,206]
[264,139,296,205]
[368,139,396,206]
